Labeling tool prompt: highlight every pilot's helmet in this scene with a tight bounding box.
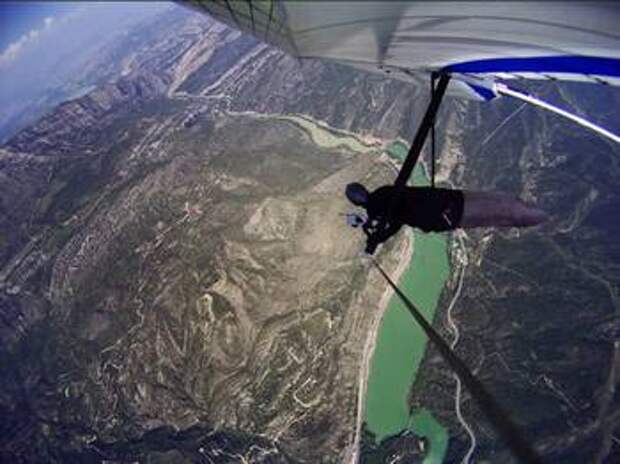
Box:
[346,182,369,206]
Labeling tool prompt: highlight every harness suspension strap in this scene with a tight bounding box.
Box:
[367,74,451,254]
[395,73,450,188]
[370,258,543,464]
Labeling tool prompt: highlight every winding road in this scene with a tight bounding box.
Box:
[445,231,478,464]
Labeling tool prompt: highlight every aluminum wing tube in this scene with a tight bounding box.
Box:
[182,1,620,89]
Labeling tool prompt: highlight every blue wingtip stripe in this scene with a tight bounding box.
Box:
[444,56,620,79]
[466,83,497,101]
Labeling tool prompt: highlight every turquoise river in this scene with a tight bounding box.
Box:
[365,141,451,463]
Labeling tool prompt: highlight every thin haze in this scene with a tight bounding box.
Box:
[0,2,174,139]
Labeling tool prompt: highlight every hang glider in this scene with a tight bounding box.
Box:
[179,2,619,462]
[182,0,620,143]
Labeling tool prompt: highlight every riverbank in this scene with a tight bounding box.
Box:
[364,141,450,462]
[349,230,414,464]
[209,108,407,464]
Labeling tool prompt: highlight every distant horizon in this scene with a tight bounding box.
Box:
[0,2,172,70]
[0,1,174,141]
[0,2,71,51]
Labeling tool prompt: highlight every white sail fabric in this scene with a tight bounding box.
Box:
[184,0,620,94]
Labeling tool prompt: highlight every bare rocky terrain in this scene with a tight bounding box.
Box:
[2,5,619,464]
[0,8,415,463]
[410,83,620,463]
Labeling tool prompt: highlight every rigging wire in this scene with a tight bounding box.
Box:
[496,83,620,145]
[247,0,256,34]
[265,0,275,40]
[430,73,437,188]
[369,256,543,464]
[221,0,241,29]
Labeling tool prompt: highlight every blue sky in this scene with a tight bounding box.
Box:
[0,2,76,51]
[0,2,173,72]
[0,2,76,68]
[0,1,175,140]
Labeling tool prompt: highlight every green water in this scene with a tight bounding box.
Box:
[410,409,449,464]
[364,140,450,461]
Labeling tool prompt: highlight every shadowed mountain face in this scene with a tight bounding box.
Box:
[410,83,620,463]
[1,5,620,464]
